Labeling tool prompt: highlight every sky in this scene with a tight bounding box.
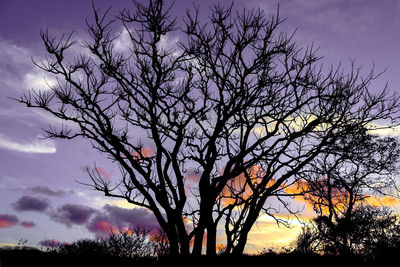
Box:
[1,0,400,254]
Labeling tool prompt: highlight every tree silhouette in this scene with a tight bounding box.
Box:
[295,205,400,257]
[295,127,400,255]
[15,0,400,256]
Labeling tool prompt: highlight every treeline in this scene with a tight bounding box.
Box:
[2,209,400,267]
[0,227,168,267]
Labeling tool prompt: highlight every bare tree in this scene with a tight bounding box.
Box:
[15,0,400,256]
[182,3,400,255]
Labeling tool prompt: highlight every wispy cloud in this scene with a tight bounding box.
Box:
[367,124,400,137]
[22,71,56,91]
[0,38,55,93]
[26,185,72,197]
[0,133,56,154]
[113,27,132,52]
[241,0,382,43]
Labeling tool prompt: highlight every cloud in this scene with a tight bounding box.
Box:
[50,204,96,227]
[131,147,155,160]
[0,133,57,154]
[367,124,400,137]
[23,71,56,91]
[0,214,19,228]
[185,173,200,182]
[0,106,73,128]
[113,27,132,52]
[243,213,309,253]
[365,195,400,207]
[20,221,35,228]
[0,38,56,93]
[26,186,72,197]
[113,27,180,56]
[104,204,158,227]
[12,195,50,212]
[87,219,120,236]
[87,204,158,237]
[95,167,113,179]
[0,38,31,64]
[243,0,381,34]
[157,34,180,56]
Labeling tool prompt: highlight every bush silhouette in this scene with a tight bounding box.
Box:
[294,205,400,259]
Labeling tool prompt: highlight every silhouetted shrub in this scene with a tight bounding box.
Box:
[55,227,169,259]
[57,238,108,256]
[294,205,400,258]
[101,227,155,258]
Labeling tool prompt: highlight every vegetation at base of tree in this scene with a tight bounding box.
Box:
[2,212,400,267]
[1,240,400,267]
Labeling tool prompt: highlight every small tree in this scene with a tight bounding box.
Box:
[295,126,400,255]
[295,205,400,257]
[103,227,154,258]
[15,0,400,255]
[293,223,321,254]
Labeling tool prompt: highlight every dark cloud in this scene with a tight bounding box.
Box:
[103,204,158,228]
[50,204,96,227]
[0,214,19,228]
[27,186,73,197]
[87,204,158,236]
[20,221,35,228]
[12,195,50,212]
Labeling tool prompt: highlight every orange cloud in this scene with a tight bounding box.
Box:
[91,220,120,235]
[0,219,15,228]
[220,165,284,206]
[284,178,400,216]
[96,167,113,179]
[216,243,226,252]
[365,195,400,207]
[20,221,35,228]
[220,165,263,206]
[185,173,200,182]
[132,147,155,160]
[0,214,18,228]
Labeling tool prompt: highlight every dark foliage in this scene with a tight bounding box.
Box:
[55,228,169,259]
[294,205,400,259]
[2,245,398,267]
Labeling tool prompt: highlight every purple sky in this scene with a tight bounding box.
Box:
[1,0,400,252]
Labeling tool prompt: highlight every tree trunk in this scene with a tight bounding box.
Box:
[232,209,259,255]
[161,218,182,256]
[179,236,190,256]
[168,234,180,256]
[192,225,205,255]
[206,223,216,256]
[232,230,248,255]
